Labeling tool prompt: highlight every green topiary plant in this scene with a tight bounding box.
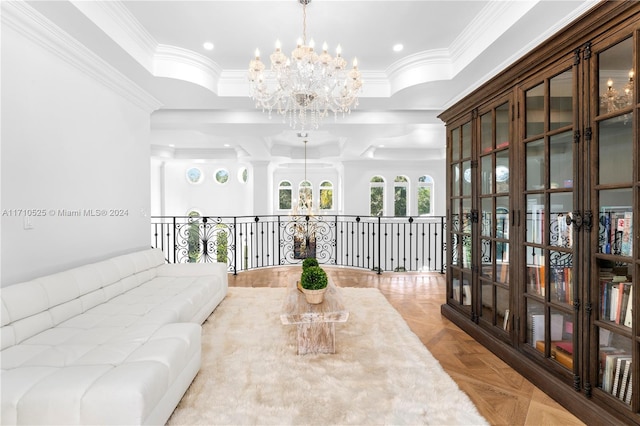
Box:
[300,265,328,290]
[302,257,319,270]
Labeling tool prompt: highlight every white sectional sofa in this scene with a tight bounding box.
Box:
[0,248,228,425]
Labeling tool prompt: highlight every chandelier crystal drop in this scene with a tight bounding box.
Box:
[248,0,363,131]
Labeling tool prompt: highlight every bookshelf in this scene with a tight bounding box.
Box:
[439,2,639,424]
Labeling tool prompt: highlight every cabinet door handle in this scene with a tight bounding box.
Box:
[566,211,592,230]
[565,212,581,228]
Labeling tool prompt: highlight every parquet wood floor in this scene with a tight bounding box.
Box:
[229,266,585,426]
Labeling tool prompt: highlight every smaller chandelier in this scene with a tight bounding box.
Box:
[600,69,634,113]
[288,139,317,259]
[248,0,363,131]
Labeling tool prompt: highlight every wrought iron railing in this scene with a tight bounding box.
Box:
[151,215,446,274]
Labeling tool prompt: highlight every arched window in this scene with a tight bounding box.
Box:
[299,181,312,210]
[394,175,409,216]
[418,175,434,215]
[370,176,384,216]
[279,180,292,210]
[319,180,333,210]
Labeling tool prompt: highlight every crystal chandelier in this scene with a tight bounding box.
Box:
[600,69,634,113]
[248,0,363,131]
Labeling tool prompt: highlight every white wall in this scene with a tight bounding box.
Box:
[154,160,254,217]
[1,9,153,286]
[153,156,446,219]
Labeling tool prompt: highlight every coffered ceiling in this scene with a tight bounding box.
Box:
[25,0,598,163]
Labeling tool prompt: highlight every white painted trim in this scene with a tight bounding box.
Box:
[443,0,600,109]
[1,1,162,113]
[70,0,157,72]
[154,44,222,94]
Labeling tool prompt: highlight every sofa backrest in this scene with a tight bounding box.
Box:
[0,248,166,350]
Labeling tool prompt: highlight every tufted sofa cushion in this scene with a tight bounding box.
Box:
[0,248,228,425]
[0,249,167,350]
[1,322,201,425]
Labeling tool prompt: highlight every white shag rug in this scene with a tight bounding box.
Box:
[167,287,487,425]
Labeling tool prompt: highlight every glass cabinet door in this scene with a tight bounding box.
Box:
[449,122,473,310]
[592,35,636,408]
[522,67,577,374]
[479,101,512,332]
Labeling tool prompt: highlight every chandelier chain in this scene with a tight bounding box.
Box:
[302,3,307,45]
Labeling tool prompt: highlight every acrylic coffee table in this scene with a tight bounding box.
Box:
[280,276,349,355]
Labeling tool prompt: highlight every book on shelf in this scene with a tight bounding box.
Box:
[620,211,633,257]
[599,347,626,387]
[603,353,632,394]
[618,283,631,326]
[530,314,564,347]
[619,360,632,402]
[555,341,573,355]
[503,309,510,331]
[600,208,633,256]
[624,286,633,328]
[625,372,633,405]
[535,340,573,369]
[601,280,610,319]
[609,283,619,322]
[531,314,544,347]
[551,265,572,303]
[601,211,612,254]
[612,357,632,398]
[600,277,631,326]
[526,263,546,297]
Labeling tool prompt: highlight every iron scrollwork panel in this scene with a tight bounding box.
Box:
[174,217,234,266]
[280,215,336,264]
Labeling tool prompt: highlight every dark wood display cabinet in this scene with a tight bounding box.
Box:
[439,2,640,424]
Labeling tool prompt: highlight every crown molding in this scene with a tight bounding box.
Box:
[2,1,162,113]
[449,0,538,74]
[60,0,541,101]
[70,0,225,95]
[386,49,452,94]
[70,0,157,72]
[442,0,600,110]
[151,145,239,160]
[154,45,223,94]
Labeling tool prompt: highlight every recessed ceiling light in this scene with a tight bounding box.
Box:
[393,44,403,52]
[203,42,214,51]
[379,144,385,148]
[223,144,230,147]
[169,144,175,147]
